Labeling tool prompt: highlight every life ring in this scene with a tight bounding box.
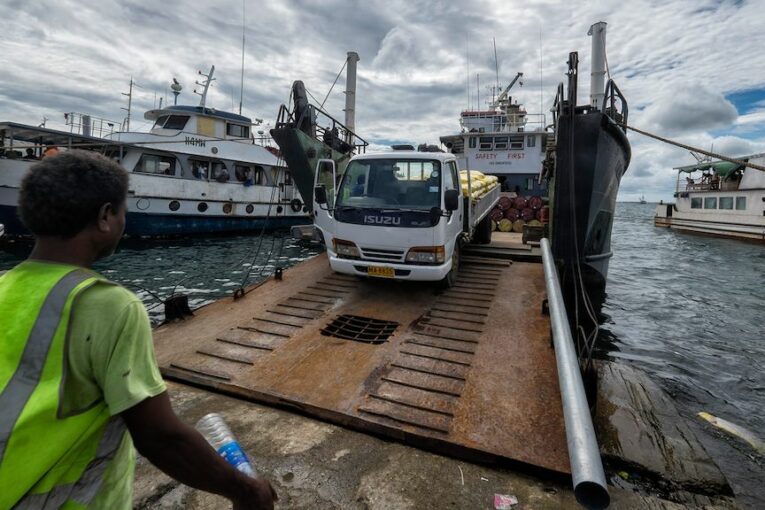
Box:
[290,198,303,212]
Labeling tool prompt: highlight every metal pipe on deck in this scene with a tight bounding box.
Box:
[540,238,609,509]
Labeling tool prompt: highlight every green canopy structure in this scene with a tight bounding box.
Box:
[674,160,744,178]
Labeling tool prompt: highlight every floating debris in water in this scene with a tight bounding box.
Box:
[698,412,765,454]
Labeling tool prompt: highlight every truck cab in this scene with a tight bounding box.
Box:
[313,151,496,286]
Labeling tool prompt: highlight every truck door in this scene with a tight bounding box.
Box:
[313,159,337,239]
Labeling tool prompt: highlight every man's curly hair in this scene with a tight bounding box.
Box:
[19,150,129,238]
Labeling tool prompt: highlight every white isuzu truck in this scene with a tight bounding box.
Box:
[312,151,499,287]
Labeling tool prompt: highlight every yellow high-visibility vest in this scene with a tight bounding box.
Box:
[0,263,125,509]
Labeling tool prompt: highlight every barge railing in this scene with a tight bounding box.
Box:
[541,238,609,509]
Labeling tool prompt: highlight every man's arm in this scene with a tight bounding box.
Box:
[121,392,277,510]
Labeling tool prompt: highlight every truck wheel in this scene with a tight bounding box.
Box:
[473,215,493,244]
[441,243,460,289]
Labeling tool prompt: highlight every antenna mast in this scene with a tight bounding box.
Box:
[239,0,245,115]
[466,34,470,110]
[121,77,134,131]
[194,66,216,109]
[493,37,500,93]
[539,28,543,121]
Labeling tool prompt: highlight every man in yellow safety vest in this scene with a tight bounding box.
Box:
[0,151,277,509]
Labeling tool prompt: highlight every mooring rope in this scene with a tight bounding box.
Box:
[622,123,765,172]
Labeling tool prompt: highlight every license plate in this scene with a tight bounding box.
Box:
[367,266,395,278]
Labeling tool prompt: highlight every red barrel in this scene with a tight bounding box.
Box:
[513,196,528,210]
[504,208,519,221]
[537,206,550,223]
[498,196,513,210]
[521,208,535,221]
[529,195,543,210]
[490,207,504,222]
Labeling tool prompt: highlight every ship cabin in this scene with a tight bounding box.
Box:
[440,102,548,195]
[672,155,765,216]
[144,105,256,143]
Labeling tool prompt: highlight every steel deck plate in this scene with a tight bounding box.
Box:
[153,254,569,474]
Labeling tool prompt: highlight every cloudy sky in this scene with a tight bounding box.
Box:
[1,0,764,201]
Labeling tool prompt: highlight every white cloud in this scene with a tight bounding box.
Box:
[641,87,738,135]
[0,0,764,204]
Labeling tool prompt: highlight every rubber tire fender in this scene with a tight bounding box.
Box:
[290,198,303,212]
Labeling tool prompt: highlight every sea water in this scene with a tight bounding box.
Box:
[1,205,763,505]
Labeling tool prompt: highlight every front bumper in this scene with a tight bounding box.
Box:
[328,255,452,281]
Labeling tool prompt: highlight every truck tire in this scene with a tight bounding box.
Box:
[473,215,493,245]
[441,242,460,289]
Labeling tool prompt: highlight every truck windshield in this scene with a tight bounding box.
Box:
[336,159,441,209]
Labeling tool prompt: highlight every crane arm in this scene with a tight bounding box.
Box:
[496,72,523,103]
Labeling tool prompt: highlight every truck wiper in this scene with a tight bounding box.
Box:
[376,208,431,213]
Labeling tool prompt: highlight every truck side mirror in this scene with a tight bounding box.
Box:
[444,189,460,211]
[315,185,327,205]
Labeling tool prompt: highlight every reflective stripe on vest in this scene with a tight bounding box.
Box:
[0,266,121,509]
[0,269,93,463]
[13,416,126,510]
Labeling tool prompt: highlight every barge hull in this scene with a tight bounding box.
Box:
[153,254,570,474]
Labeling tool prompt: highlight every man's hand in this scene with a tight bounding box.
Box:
[122,392,278,509]
[232,475,278,510]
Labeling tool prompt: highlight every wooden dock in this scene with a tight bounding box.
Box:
[153,248,568,474]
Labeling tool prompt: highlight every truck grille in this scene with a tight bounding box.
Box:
[360,247,405,262]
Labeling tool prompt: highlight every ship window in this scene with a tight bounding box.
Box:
[212,161,229,183]
[526,177,534,191]
[509,136,524,150]
[527,136,536,148]
[227,123,249,138]
[190,160,209,179]
[704,197,717,209]
[735,196,746,210]
[152,115,169,129]
[253,165,265,185]
[284,170,293,186]
[468,137,477,149]
[163,115,189,130]
[494,136,508,150]
[479,137,493,150]
[691,197,702,209]
[134,154,176,175]
[719,197,733,210]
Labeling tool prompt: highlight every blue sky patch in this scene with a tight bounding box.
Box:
[725,88,765,114]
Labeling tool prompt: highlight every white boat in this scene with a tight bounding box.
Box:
[0,67,307,237]
[639,195,647,204]
[654,154,765,242]
[439,72,549,195]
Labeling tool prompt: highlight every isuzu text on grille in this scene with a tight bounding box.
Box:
[363,216,401,225]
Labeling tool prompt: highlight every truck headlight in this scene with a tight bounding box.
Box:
[405,246,445,264]
[333,238,360,259]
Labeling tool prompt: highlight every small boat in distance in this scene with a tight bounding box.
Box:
[654,153,765,242]
[639,195,647,204]
[0,66,308,238]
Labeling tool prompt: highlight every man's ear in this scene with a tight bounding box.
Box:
[96,203,113,232]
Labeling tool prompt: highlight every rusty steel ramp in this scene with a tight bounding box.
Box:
[153,254,570,474]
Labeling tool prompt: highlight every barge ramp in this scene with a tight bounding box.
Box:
[153,247,568,475]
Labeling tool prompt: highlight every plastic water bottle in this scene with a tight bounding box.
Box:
[196,413,257,477]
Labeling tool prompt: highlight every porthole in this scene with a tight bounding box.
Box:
[198,202,208,212]
[222,203,233,214]
[169,200,181,211]
[245,204,254,214]
[276,205,283,214]
[136,198,150,210]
